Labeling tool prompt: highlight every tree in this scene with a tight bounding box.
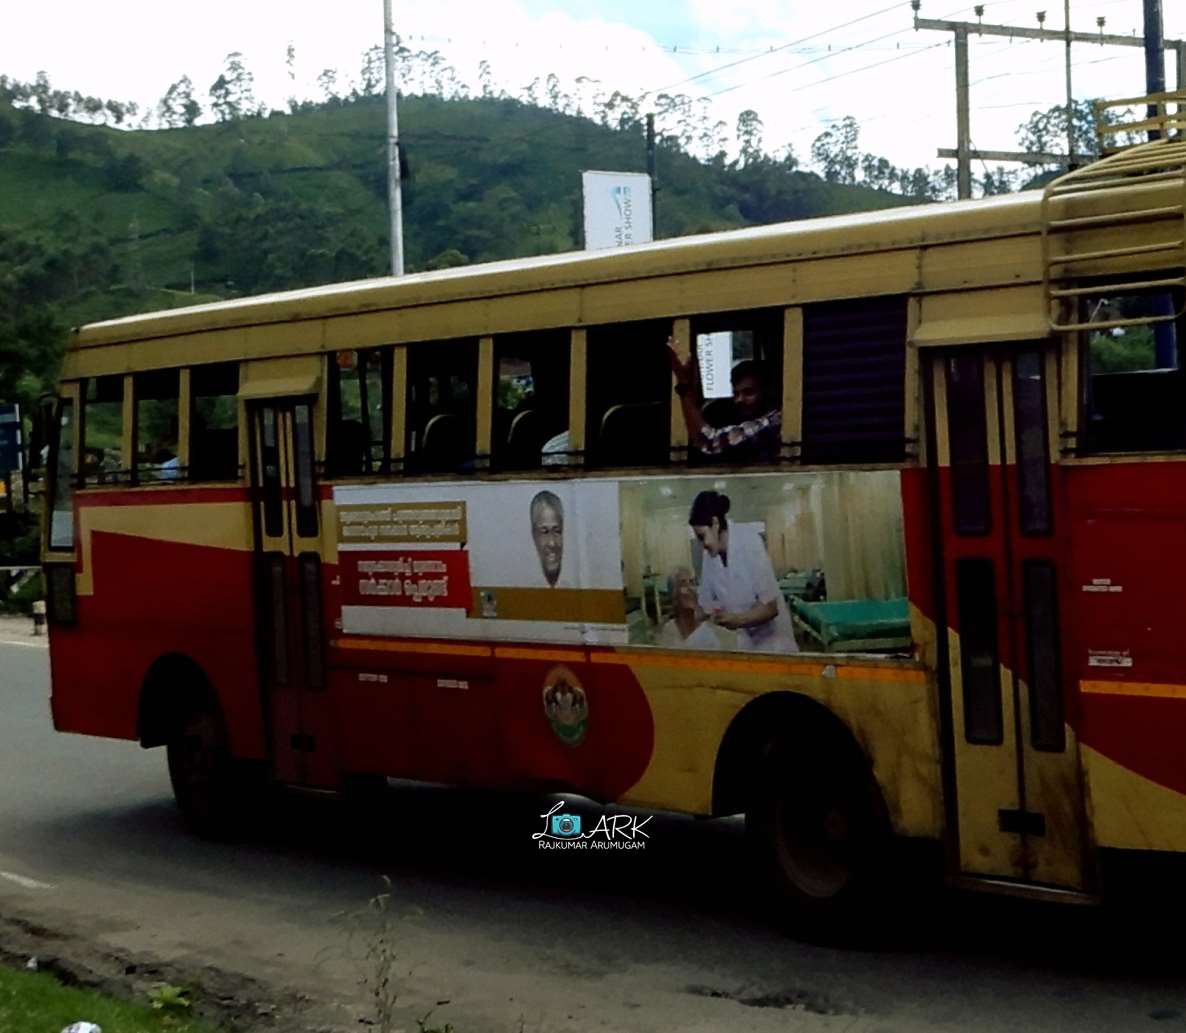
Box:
[209,75,233,122]
[1014,98,1139,168]
[359,45,384,98]
[209,52,255,122]
[810,116,860,184]
[158,76,197,128]
[224,52,257,116]
[735,109,764,168]
[317,68,340,104]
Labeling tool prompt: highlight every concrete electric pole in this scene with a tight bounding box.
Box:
[384,0,405,276]
[912,1,1186,198]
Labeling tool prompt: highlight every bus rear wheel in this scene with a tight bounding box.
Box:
[746,735,887,930]
[166,700,245,838]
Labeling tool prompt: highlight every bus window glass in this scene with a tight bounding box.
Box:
[135,369,180,484]
[957,557,1003,745]
[493,330,570,471]
[686,308,784,466]
[1084,289,1185,453]
[1013,350,1051,535]
[586,318,670,469]
[1024,560,1065,752]
[293,403,318,538]
[801,295,907,464]
[405,340,478,474]
[49,398,75,550]
[329,348,391,477]
[190,363,239,482]
[259,405,283,539]
[82,375,124,485]
[946,355,991,536]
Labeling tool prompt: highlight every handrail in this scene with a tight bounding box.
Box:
[1042,109,1186,334]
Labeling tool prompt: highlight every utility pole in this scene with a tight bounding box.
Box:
[955,26,971,200]
[1144,0,1165,139]
[913,2,1186,198]
[646,113,658,239]
[1064,0,1075,165]
[384,0,405,276]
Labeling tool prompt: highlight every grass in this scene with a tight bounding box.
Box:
[0,965,225,1033]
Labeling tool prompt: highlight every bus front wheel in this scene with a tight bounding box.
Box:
[745,734,888,929]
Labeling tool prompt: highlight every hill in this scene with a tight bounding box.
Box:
[0,91,916,411]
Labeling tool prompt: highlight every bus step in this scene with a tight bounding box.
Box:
[946,875,1098,906]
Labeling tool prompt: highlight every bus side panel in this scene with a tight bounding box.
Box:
[50,497,265,760]
[1067,460,1186,851]
[326,644,656,800]
[617,656,942,837]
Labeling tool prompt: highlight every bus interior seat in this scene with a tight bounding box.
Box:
[598,402,666,466]
[191,428,239,480]
[503,408,548,469]
[420,412,470,471]
[330,418,369,476]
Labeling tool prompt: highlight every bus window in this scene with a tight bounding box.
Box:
[190,363,240,482]
[405,340,478,474]
[1083,289,1185,453]
[135,369,181,484]
[686,308,784,465]
[492,330,569,471]
[48,397,75,550]
[586,318,670,468]
[82,375,124,485]
[801,295,907,464]
[328,348,391,477]
[946,354,991,536]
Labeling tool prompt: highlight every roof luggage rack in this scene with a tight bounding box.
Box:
[1042,90,1186,333]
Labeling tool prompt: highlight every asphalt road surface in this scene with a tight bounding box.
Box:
[2,623,1185,1032]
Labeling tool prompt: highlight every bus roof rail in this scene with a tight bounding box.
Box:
[1095,90,1186,156]
[1042,112,1186,334]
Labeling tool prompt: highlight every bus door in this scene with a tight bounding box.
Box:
[249,399,338,789]
[925,345,1088,892]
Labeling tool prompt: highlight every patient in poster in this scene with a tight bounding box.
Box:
[620,472,910,656]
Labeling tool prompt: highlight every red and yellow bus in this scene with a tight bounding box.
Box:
[41,109,1186,919]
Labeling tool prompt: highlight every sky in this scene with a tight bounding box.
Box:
[2,0,1184,172]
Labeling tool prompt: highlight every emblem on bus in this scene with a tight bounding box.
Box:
[542,665,588,747]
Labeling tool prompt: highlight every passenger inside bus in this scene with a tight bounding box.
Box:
[668,340,782,463]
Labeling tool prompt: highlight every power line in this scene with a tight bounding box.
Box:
[703,26,939,99]
[642,1,905,97]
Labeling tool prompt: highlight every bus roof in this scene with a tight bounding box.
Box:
[72,191,1042,350]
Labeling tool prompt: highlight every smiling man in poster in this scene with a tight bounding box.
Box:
[530,490,564,587]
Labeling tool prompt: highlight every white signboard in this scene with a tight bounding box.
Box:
[696,333,734,399]
[582,171,654,250]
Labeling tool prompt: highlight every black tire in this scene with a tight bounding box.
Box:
[746,732,889,932]
[166,699,250,838]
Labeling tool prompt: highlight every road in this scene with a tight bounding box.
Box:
[1,624,1185,1032]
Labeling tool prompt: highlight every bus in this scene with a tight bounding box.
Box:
[40,100,1186,920]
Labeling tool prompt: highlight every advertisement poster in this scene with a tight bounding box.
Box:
[618,472,910,655]
[335,481,626,645]
[336,470,910,656]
